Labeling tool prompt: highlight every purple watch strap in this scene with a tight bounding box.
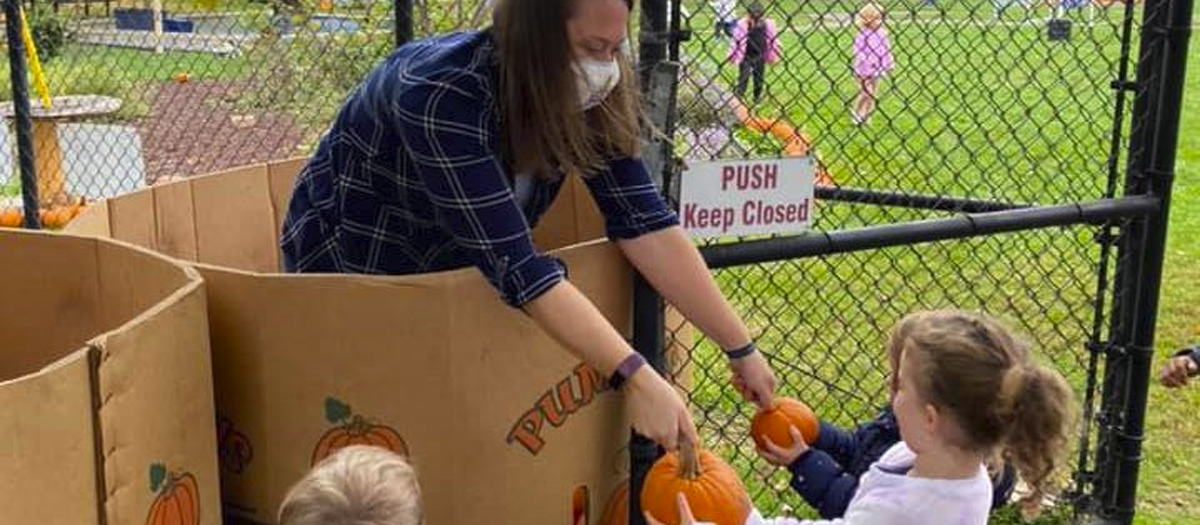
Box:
[608,353,647,390]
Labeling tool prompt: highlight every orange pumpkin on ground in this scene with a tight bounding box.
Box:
[0,208,22,227]
[750,397,820,450]
[145,463,200,525]
[312,397,408,465]
[640,447,751,525]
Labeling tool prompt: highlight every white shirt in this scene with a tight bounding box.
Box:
[741,443,992,525]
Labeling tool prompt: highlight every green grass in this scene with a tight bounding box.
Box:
[1,180,19,198]
[667,3,1198,524]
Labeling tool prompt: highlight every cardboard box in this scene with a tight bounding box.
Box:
[0,229,219,525]
[68,159,694,524]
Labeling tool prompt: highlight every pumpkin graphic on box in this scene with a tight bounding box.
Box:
[312,397,409,465]
[600,479,629,525]
[144,463,200,525]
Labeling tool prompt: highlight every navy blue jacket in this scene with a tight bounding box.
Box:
[787,406,1017,519]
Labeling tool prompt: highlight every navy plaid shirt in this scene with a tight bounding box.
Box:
[280,31,678,306]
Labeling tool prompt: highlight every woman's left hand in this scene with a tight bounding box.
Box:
[729,350,776,410]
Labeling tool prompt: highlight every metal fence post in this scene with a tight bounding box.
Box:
[394,0,413,48]
[5,0,41,228]
[629,274,666,525]
[1093,0,1193,521]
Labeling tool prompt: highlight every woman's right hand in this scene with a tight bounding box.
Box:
[625,365,698,451]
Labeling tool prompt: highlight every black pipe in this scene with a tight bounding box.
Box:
[394,0,413,48]
[629,274,666,525]
[5,0,40,229]
[701,196,1159,269]
[1095,0,1193,520]
[666,0,683,62]
[1075,0,1142,507]
[816,185,1028,214]
[638,0,668,88]
[632,0,671,521]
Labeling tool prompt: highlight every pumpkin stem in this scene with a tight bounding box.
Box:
[349,414,371,433]
[678,444,700,480]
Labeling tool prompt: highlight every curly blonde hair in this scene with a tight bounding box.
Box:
[279,445,423,525]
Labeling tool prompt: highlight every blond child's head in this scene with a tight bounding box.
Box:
[279,445,423,525]
[856,2,885,30]
[889,309,1075,519]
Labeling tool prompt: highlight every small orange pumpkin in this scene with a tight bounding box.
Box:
[600,479,629,525]
[312,397,408,465]
[145,463,200,525]
[640,447,751,525]
[750,397,820,450]
[0,208,22,227]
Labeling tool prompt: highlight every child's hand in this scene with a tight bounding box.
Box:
[756,425,809,467]
[644,493,719,525]
[1160,355,1198,388]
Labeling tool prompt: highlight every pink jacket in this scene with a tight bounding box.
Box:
[728,17,781,65]
[853,27,894,78]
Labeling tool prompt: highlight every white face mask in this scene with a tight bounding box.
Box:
[576,58,621,111]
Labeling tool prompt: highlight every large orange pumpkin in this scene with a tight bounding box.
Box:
[600,479,629,525]
[145,463,200,525]
[312,397,409,465]
[750,397,820,450]
[640,448,751,525]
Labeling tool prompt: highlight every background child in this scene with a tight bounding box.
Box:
[851,3,894,125]
[651,309,1076,525]
[752,314,1015,519]
[729,2,782,105]
[278,445,423,525]
[1160,344,1200,388]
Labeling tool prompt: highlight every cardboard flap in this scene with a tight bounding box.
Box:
[533,176,607,251]
[191,165,279,273]
[68,201,113,237]
[0,350,100,525]
[152,180,200,262]
[268,157,306,245]
[94,283,218,525]
[0,231,102,381]
[109,188,158,255]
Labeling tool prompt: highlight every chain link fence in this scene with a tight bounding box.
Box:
[648,0,1181,524]
[0,0,1187,523]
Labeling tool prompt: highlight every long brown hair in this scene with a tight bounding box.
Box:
[891,310,1075,519]
[492,0,642,179]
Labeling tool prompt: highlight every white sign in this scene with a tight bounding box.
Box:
[680,157,815,237]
